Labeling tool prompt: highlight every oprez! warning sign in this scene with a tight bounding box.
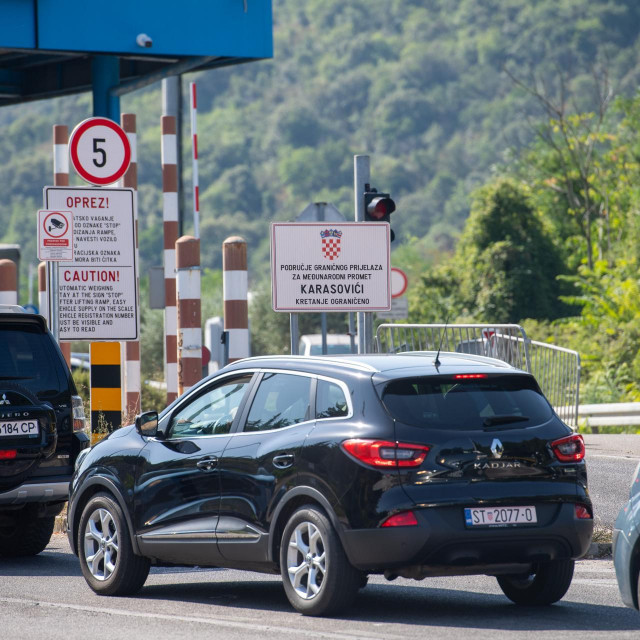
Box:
[43,186,138,341]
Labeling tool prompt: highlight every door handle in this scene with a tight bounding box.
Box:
[272,454,294,469]
[196,456,218,471]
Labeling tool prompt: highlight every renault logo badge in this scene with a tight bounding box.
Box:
[491,438,504,459]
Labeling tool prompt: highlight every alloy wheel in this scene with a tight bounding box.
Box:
[286,521,326,599]
[83,507,119,581]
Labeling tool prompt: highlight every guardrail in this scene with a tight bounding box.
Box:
[577,403,640,429]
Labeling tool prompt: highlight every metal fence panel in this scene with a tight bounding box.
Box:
[375,324,580,428]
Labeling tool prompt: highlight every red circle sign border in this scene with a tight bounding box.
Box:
[391,267,408,298]
[43,211,70,238]
[69,117,131,186]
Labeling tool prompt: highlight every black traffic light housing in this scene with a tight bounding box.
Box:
[364,184,396,241]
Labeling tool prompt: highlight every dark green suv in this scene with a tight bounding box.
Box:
[0,306,88,556]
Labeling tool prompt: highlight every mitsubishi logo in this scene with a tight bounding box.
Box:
[491,438,504,459]
[0,394,10,405]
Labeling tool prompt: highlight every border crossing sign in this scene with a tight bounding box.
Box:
[271,222,391,312]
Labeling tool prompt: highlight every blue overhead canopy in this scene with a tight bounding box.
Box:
[0,0,273,106]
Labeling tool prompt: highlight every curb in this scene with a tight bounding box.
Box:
[54,513,67,535]
[583,542,612,559]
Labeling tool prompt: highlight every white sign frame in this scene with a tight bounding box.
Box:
[37,210,73,261]
[69,117,131,186]
[271,222,391,312]
[43,186,138,341]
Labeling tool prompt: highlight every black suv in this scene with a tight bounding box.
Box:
[0,306,88,556]
[68,353,592,616]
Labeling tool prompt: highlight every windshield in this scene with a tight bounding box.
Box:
[380,374,554,430]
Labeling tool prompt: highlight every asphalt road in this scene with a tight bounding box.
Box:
[583,434,640,530]
[1,535,639,640]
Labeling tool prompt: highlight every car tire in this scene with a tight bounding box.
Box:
[280,505,360,616]
[0,508,55,557]
[497,559,575,605]
[78,493,150,596]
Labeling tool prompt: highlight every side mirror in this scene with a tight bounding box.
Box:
[135,411,159,437]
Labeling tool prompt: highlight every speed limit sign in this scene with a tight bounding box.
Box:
[69,117,131,186]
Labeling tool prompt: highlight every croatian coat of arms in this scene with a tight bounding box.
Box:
[320,229,342,260]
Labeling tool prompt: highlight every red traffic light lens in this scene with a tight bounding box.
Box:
[367,196,396,220]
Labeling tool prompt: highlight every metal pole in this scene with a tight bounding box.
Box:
[348,312,356,354]
[354,155,370,354]
[321,313,328,355]
[92,56,120,121]
[290,314,299,355]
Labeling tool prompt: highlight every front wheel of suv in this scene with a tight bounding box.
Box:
[280,506,360,616]
[497,559,575,605]
[78,493,150,596]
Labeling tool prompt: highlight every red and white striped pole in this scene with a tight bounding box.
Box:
[176,236,201,395]
[38,263,48,325]
[189,82,200,240]
[121,113,141,417]
[53,125,71,366]
[0,259,17,305]
[162,116,179,404]
[223,237,249,363]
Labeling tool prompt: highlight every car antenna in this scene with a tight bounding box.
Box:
[434,315,450,370]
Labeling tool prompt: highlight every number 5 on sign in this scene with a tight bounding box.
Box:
[69,118,131,186]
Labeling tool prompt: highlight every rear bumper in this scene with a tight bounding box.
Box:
[341,502,593,573]
[0,480,69,506]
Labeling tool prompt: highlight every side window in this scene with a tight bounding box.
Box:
[244,373,311,432]
[316,379,348,419]
[168,375,252,438]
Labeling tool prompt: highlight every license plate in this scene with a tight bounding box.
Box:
[464,505,537,527]
[0,420,39,438]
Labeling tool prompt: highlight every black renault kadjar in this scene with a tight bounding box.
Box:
[68,352,592,616]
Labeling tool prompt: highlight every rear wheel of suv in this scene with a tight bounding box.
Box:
[0,507,55,557]
[78,493,150,596]
[280,505,360,616]
[496,559,575,605]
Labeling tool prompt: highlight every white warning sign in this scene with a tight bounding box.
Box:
[43,186,138,341]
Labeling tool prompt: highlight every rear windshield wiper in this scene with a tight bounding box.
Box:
[483,415,529,428]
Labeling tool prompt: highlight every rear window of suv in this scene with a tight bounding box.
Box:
[380,374,554,430]
[0,323,64,399]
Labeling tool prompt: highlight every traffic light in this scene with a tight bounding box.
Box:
[364,184,396,241]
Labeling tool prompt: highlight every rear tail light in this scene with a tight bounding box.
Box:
[575,504,593,519]
[551,434,585,462]
[0,450,17,460]
[72,395,87,433]
[341,439,430,468]
[381,511,418,527]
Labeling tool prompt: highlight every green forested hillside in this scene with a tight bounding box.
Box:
[3,0,640,276]
[2,0,640,402]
